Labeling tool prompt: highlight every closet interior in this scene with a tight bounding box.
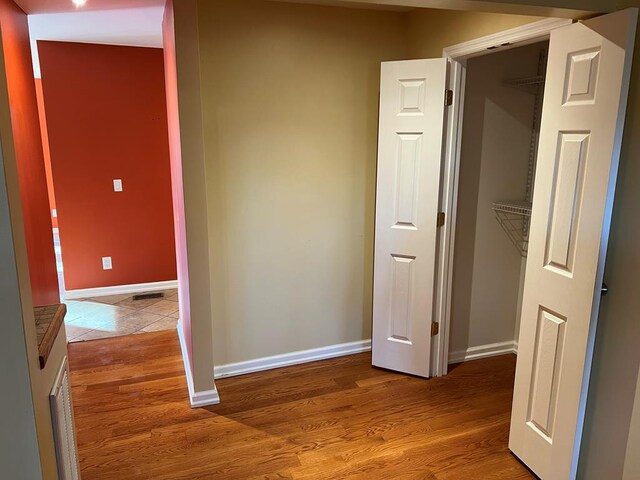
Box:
[450,40,550,358]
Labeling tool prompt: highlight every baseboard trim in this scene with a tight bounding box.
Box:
[63,280,178,300]
[214,339,372,379]
[448,341,518,364]
[176,321,220,408]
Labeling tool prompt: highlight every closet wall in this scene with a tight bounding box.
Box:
[450,43,546,357]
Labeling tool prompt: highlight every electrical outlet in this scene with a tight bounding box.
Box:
[113,179,123,192]
[102,256,112,270]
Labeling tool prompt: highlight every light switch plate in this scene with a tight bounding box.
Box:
[102,256,112,270]
[113,179,123,192]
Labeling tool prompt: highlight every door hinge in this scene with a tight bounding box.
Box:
[431,321,440,336]
[437,211,445,227]
[445,89,454,106]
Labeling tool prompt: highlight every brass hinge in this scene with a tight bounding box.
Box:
[431,322,440,336]
[445,89,453,106]
[437,211,445,227]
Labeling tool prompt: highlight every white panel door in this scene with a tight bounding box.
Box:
[509,9,637,479]
[372,59,447,378]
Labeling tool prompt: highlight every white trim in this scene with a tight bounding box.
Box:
[176,321,220,408]
[62,280,178,300]
[432,58,465,378]
[214,339,372,379]
[189,388,221,408]
[448,341,518,364]
[432,17,572,378]
[442,18,572,60]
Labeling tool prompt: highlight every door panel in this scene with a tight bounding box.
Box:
[509,9,637,479]
[372,59,447,378]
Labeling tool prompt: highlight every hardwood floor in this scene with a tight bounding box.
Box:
[68,331,534,479]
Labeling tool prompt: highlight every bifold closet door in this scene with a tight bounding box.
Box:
[509,9,637,480]
[372,59,447,378]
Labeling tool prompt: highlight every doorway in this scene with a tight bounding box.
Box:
[371,10,637,479]
[29,9,181,342]
[447,39,549,367]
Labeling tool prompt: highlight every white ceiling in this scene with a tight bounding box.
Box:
[28,6,164,77]
[15,0,164,14]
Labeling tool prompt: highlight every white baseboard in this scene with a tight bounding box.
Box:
[176,321,220,408]
[214,339,372,379]
[448,340,518,364]
[63,280,178,300]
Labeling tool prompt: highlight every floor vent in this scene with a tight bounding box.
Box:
[133,292,164,301]
[50,356,80,480]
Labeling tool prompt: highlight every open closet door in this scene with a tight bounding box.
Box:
[372,59,447,378]
[509,9,637,479]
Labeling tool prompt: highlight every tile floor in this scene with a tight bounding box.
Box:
[65,289,179,342]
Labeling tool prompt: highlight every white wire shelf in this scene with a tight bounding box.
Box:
[504,75,545,87]
[504,75,545,96]
[492,201,532,258]
[492,200,532,216]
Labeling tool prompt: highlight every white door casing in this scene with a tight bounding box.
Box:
[509,9,637,480]
[372,59,447,378]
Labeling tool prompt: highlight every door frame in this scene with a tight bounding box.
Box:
[431,17,573,377]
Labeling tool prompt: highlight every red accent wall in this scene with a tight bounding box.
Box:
[0,0,59,306]
[38,41,177,291]
[163,0,192,368]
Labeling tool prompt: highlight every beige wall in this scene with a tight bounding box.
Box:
[197,0,407,365]
[450,42,543,355]
[170,0,217,395]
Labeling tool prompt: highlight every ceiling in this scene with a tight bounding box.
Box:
[16,0,412,14]
[20,0,598,78]
[28,6,164,77]
[15,0,165,14]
